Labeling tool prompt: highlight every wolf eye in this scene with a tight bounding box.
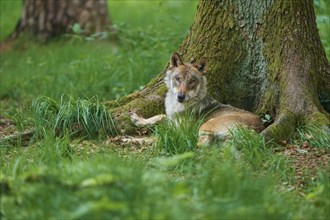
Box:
[175,76,180,82]
[189,79,196,85]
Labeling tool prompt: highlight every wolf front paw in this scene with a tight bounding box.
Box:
[197,131,214,147]
[130,112,166,127]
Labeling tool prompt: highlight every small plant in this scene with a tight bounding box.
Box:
[261,114,273,127]
[262,114,271,123]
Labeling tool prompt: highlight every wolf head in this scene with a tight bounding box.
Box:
[165,53,208,103]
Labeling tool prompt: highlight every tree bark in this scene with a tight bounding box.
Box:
[8,0,111,42]
[107,0,330,141]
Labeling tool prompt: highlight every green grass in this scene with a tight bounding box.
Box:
[1,1,330,219]
[155,112,202,155]
[296,125,330,149]
[1,128,329,219]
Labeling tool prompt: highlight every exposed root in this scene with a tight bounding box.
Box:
[261,111,298,142]
[261,108,330,142]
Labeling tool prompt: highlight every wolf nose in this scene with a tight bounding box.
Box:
[177,94,185,102]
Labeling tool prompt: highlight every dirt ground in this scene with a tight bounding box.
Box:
[276,140,329,188]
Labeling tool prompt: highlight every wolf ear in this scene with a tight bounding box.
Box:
[170,53,184,68]
[195,58,207,74]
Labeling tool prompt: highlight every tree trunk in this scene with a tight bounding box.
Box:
[107,0,330,141]
[8,0,111,42]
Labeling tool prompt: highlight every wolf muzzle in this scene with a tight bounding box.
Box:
[177,93,186,103]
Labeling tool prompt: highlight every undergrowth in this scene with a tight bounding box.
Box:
[1,127,329,219]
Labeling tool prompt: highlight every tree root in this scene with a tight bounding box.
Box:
[261,109,330,142]
[261,111,298,142]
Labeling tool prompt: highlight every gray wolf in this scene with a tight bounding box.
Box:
[130,53,264,146]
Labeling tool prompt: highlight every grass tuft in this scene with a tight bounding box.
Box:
[296,125,330,149]
[227,127,269,169]
[154,112,203,155]
[31,94,117,138]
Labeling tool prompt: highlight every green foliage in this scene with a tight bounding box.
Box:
[227,127,269,169]
[226,128,296,183]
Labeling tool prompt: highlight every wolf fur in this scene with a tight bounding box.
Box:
[130,53,264,146]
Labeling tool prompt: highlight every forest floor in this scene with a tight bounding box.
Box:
[1,114,328,191]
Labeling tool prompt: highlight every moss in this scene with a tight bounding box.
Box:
[156,85,167,97]
[104,99,121,109]
[256,85,278,118]
[108,85,166,134]
[103,93,138,109]
[259,1,303,113]
[180,1,248,108]
[131,97,164,117]
[258,1,294,114]
[307,111,330,128]
[260,0,329,113]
